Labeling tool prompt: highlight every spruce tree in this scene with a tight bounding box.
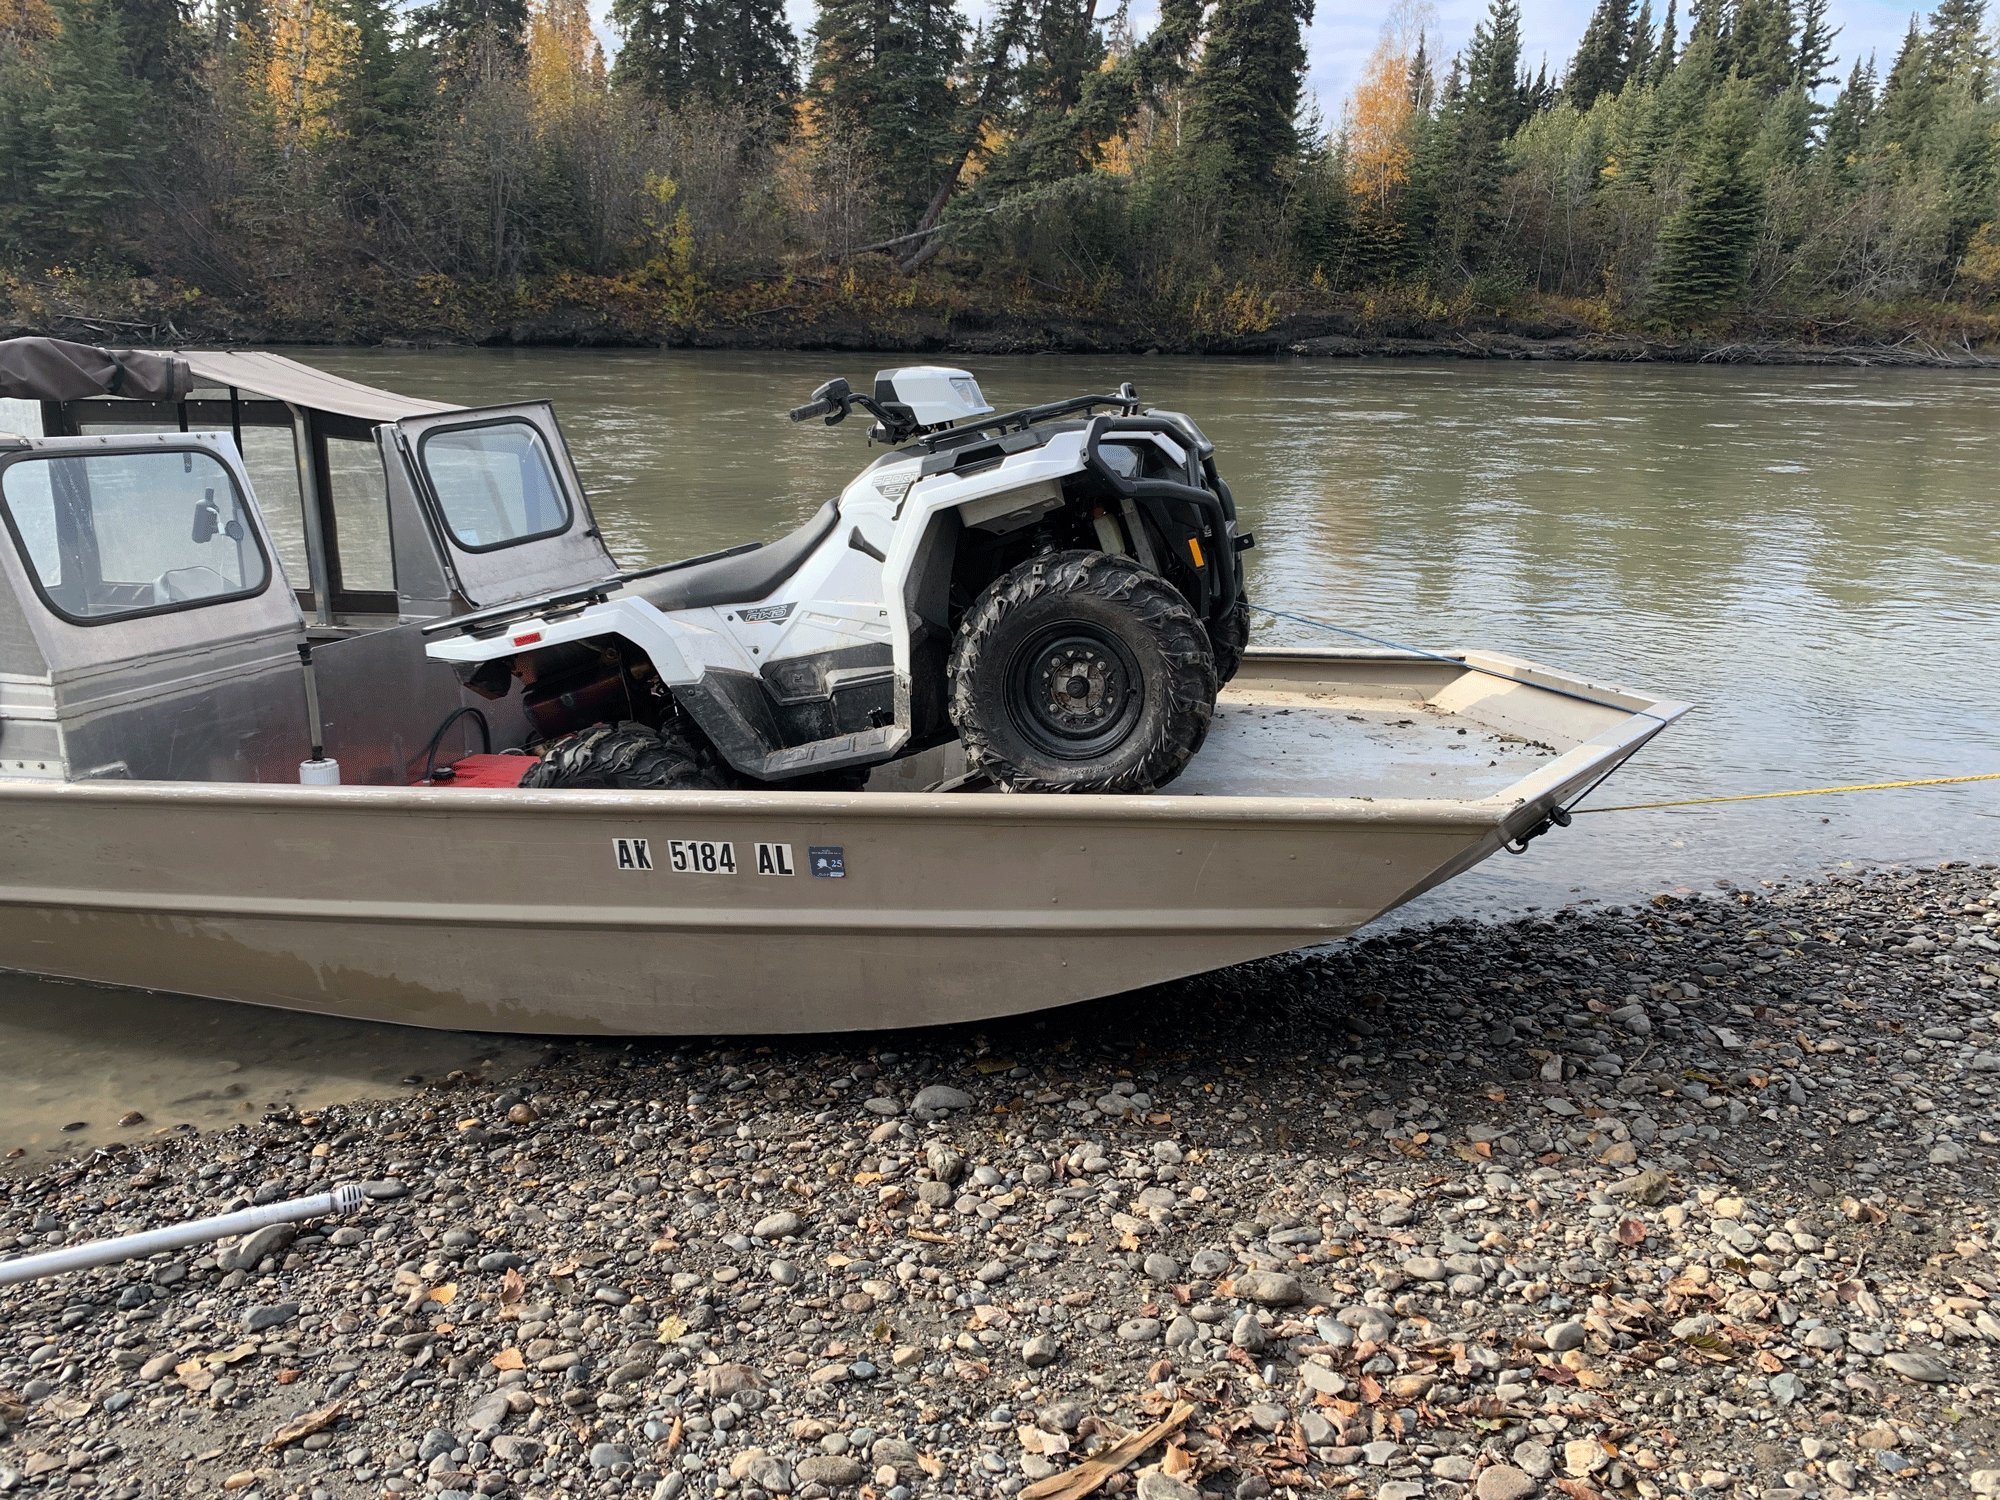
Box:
[1874,22,1936,154]
[1792,0,1839,92]
[1686,0,1729,72]
[613,0,797,127]
[0,22,54,257]
[808,0,964,224]
[1565,0,1632,110]
[1186,0,1313,197]
[1649,73,1762,319]
[416,0,530,69]
[1627,0,1656,91]
[1730,0,1795,96]
[1819,52,1875,175]
[1924,0,1985,86]
[35,0,140,249]
[1425,0,1527,275]
[327,0,427,222]
[1652,0,1677,83]
[1000,0,1104,182]
[1062,0,1201,158]
[1457,0,1527,138]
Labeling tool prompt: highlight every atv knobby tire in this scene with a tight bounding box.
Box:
[1208,598,1250,685]
[949,550,1217,793]
[522,721,733,791]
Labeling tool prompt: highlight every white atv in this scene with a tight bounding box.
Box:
[425,367,1252,793]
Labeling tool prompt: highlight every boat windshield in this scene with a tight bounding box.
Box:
[418,420,571,552]
[0,448,270,624]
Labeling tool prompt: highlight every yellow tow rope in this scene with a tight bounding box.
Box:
[1573,771,2000,815]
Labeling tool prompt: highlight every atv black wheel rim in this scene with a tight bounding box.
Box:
[1005,624,1145,759]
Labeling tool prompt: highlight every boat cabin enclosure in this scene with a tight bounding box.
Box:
[0,337,617,784]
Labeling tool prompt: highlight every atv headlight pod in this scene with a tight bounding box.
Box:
[873,365,995,428]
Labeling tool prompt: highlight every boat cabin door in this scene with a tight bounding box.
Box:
[386,402,616,609]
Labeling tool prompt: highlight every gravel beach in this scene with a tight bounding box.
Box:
[2,861,1998,1500]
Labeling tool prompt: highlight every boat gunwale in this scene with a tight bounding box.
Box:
[0,646,1689,827]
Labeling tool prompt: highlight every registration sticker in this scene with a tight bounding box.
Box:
[667,840,736,874]
[809,846,845,879]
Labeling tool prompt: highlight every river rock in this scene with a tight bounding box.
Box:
[1234,1270,1303,1305]
[1882,1351,1954,1382]
[1475,1467,1539,1500]
[794,1455,866,1487]
[752,1211,803,1239]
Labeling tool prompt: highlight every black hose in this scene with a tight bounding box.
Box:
[418,706,491,784]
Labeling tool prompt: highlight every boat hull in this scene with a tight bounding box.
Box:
[0,649,1687,1035]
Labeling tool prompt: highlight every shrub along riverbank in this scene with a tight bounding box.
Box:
[6,267,2000,364]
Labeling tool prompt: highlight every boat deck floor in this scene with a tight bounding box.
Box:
[873,683,1567,801]
[1158,686,1560,801]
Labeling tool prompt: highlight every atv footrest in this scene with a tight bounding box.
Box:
[756,726,899,777]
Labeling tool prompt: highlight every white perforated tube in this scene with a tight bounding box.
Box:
[0,1182,368,1287]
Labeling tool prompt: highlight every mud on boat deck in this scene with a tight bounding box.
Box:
[1168,686,1560,800]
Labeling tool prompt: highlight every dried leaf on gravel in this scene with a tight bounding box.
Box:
[918,1455,944,1479]
[1554,1482,1604,1500]
[1617,1218,1647,1247]
[491,1349,525,1371]
[1682,1333,1737,1362]
[654,1315,687,1343]
[430,1284,456,1305]
[1019,1402,1193,1500]
[265,1403,343,1451]
[499,1268,524,1306]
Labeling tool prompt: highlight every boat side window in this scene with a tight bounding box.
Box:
[419,421,571,552]
[325,434,394,591]
[0,449,270,623]
[231,425,311,586]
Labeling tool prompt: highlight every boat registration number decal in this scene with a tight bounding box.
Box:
[667,839,737,874]
[612,839,809,876]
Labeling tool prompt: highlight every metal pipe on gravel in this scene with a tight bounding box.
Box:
[0,1182,369,1286]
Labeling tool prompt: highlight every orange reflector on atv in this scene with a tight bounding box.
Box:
[1187,537,1205,568]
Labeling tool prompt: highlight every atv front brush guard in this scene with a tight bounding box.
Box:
[1082,415,1243,619]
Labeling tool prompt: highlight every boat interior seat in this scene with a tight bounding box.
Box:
[152,566,228,604]
[636,500,840,613]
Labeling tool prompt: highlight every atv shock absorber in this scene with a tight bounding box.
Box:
[1089,505,1128,558]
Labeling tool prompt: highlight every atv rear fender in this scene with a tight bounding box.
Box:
[425,595,718,686]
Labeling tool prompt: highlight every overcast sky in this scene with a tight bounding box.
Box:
[594,0,1926,123]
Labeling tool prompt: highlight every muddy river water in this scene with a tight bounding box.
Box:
[2,351,1996,1155]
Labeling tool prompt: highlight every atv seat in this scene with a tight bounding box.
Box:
[637,500,840,613]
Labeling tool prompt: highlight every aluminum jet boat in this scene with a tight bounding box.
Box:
[0,338,1688,1035]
